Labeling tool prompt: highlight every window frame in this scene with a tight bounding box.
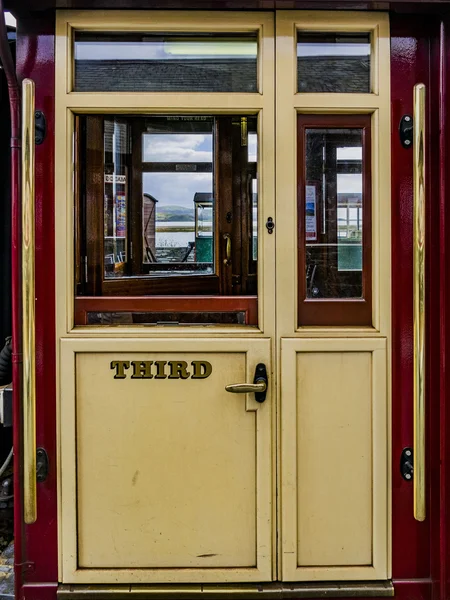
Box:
[76,113,258,304]
[297,113,372,326]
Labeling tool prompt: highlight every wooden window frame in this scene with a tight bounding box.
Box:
[75,296,258,326]
[297,113,372,326]
[75,113,259,325]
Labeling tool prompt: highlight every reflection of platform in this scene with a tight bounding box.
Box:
[0,541,14,600]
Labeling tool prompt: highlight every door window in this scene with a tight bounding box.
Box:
[297,114,372,326]
[75,114,259,325]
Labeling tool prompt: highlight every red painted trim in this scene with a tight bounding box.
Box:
[22,583,58,600]
[392,579,433,600]
[390,15,435,580]
[0,2,25,596]
[15,16,58,585]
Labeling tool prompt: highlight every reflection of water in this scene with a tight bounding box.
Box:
[156,221,195,247]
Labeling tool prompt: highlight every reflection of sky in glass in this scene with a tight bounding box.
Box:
[337,146,362,160]
[297,42,370,57]
[5,12,16,27]
[143,134,212,162]
[143,172,213,210]
[337,146,362,194]
[337,174,362,194]
[248,133,257,162]
[75,39,257,61]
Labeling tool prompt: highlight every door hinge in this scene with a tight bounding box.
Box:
[400,447,414,481]
[36,448,49,483]
[35,110,46,145]
[399,115,413,148]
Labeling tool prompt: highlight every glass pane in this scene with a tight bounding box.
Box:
[248,132,258,261]
[104,120,130,279]
[87,311,247,325]
[74,32,258,93]
[77,113,258,316]
[143,172,214,275]
[297,32,371,93]
[304,128,364,299]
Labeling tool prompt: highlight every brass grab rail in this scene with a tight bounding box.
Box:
[413,82,426,522]
[22,79,37,524]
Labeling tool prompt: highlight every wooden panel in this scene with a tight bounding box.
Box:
[74,296,258,326]
[281,337,388,581]
[296,351,372,566]
[60,338,272,583]
[76,351,256,569]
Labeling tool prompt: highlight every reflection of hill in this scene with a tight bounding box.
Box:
[156,205,195,222]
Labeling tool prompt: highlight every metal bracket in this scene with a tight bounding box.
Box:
[399,115,413,148]
[35,110,46,145]
[36,448,49,483]
[400,447,414,481]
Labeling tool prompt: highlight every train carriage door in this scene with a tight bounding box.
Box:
[51,7,396,590]
[56,11,275,584]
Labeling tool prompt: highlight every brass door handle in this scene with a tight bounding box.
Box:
[413,82,426,522]
[22,79,37,524]
[225,381,267,394]
[225,363,268,403]
[223,233,231,266]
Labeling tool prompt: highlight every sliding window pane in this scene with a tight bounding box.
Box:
[74,32,258,92]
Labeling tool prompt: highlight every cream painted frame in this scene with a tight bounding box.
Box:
[60,337,272,584]
[275,11,391,582]
[275,11,391,338]
[55,10,275,338]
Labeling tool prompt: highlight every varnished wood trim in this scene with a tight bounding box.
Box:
[75,295,258,326]
[297,114,372,327]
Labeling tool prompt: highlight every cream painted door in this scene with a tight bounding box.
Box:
[56,8,391,587]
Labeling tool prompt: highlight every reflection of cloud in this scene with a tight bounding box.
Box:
[143,134,212,162]
[143,172,213,209]
[337,174,362,194]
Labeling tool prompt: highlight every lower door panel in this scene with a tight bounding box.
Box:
[280,337,389,581]
[59,338,272,584]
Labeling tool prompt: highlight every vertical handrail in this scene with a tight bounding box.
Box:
[22,79,37,525]
[413,82,426,522]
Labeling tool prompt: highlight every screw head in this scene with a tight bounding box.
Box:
[405,116,411,122]
[405,449,411,457]
[404,139,411,146]
[405,473,412,480]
